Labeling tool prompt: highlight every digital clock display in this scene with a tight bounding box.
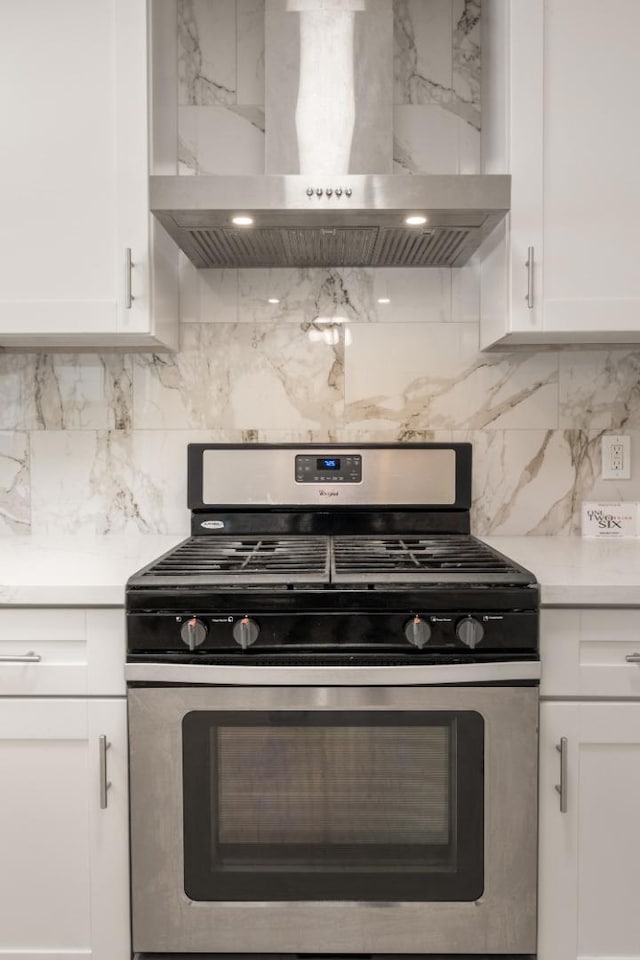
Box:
[295,453,361,483]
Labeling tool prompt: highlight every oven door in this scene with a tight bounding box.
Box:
[128,678,538,956]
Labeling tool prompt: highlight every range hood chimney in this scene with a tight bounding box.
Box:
[151,0,509,269]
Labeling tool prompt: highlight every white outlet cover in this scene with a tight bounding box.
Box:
[601,435,631,480]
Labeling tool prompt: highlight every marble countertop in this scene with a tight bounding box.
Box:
[483,536,640,606]
[0,535,184,606]
[0,535,638,607]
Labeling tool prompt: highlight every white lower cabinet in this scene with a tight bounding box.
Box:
[539,609,640,960]
[0,697,129,960]
[0,609,129,960]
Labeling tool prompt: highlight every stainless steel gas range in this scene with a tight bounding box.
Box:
[125,443,539,960]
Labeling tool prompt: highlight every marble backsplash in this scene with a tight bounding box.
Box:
[1,0,639,537]
[2,264,640,537]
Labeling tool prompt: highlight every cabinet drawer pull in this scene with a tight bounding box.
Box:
[124,247,134,309]
[525,245,534,308]
[625,652,640,664]
[0,650,42,663]
[555,737,568,813]
[99,734,112,810]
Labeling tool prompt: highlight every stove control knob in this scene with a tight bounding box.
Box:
[404,616,431,648]
[456,617,484,649]
[233,616,260,650]
[180,617,207,651]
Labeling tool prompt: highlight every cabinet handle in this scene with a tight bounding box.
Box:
[124,247,134,309]
[99,735,112,810]
[525,245,534,308]
[0,650,41,663]
[625,652,640,663]
[555,737,568,813]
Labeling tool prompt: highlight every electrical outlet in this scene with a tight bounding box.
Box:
[601,435,631,479]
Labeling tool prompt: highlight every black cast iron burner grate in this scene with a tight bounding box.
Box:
[128,534,533,589]
[130,536,331,586]
[331,535,532,585]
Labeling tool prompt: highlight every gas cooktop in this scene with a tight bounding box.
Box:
[126,444,539,665]
[128,533,535,588]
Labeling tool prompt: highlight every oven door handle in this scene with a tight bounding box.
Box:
[125,660,540,686]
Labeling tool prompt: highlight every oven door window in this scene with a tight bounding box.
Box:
[182,710,483,902]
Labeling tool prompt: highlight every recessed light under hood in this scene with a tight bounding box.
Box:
[151,173,510,268]
[151,0,509,270]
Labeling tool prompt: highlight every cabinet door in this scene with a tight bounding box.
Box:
[481,0,640,346]
[0,0,178,348]
[0,698,130,960]
[539,702,640,960]
[542,0,640,335]
[480,0,544,347]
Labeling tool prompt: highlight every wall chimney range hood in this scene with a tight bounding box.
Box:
[152,1,509,269]
[150,174,510,268]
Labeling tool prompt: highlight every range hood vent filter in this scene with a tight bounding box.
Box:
[186,226,379,269]
[375,226,474,268]
[177,224,476,269]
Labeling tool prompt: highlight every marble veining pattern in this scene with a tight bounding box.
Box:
[178,0,237,106]
[238,269,364,326]
[463,430,579,536]
[28,356,133,431]
[344,324,559,432]
[0,355,30,431]
[559,350,640,431]
[451,0,481,129]
[178,105,265,175]
[394,105,479,174]
[0,433,29,534]
[3,334,640,535]
[394,0,452,105]
[0,355,133,432]
[393,0,481,131]
[30,431,147,535]
[467,428,640,536]
[181,266,453,325]
[132,322,344,432]
[177,0,265,173]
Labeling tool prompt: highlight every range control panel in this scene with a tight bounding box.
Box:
[295,454,362,483]
[127,610,539,655]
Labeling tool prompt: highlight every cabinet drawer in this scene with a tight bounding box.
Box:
[0,609,125,696]
[541,608,640,698]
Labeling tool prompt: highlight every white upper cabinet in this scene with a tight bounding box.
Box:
[0,0,179,349]
[480,0,640,348]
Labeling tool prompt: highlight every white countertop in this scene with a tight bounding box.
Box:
[0,534,638,607]
[0,535,184,606]
[484,536,640,606]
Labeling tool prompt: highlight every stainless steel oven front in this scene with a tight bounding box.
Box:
[128,665,538,957]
